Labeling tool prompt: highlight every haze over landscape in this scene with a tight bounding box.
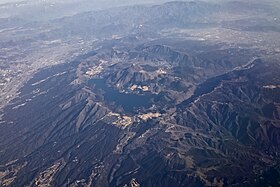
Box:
[0,0,280,186]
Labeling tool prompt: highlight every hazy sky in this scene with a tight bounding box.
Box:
[0,0,173,5]
[0,0,21,4]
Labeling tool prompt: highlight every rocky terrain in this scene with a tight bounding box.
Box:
[0,0,280,186]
